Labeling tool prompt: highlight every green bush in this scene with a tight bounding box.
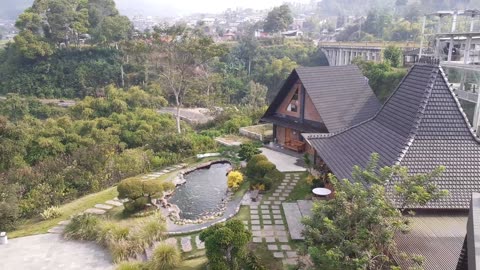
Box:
[246,154,283,190]
[40,206,62,220]
[63,214,100,241]
[97,221,130,246]
[133,213,166,248]
[149,243,181,270]
[222,116,252,134]
[118,178,171,213]
[238,142,261,161]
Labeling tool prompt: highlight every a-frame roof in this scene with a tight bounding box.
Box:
[305,64,480,209]
[262,65,381,132]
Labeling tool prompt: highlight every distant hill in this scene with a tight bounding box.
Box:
[0,0,32,20]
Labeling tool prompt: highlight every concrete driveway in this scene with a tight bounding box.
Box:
[0,234,113,270]
[260,147,306,172]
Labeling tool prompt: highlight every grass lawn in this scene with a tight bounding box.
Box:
[178,257,208,270]
[10,187,119,238]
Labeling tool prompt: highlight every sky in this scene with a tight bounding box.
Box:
[115,0,312,17]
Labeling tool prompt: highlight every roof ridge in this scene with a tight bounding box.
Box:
[438,66,480,143]
[393,66,440,165]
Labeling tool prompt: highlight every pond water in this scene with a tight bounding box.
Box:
[168,162,231,220]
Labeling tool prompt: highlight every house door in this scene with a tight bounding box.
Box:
[285,128,291,143]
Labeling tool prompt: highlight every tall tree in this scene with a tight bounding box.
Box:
[264,4,293,33]
[156,27,227,133]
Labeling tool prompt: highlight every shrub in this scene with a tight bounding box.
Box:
[133,213,166,249]
[40,206,62,220]
[238,142,261,161]
[227,171,244,190]
[245,154,268,177]
[63,214,100,241]
[116,261,146,270]
[97,221,130,246]
[246,154,283,191]
[149,243,181,270]
[109,238,142,263]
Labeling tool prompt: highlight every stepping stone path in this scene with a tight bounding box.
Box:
[248,173,301,263]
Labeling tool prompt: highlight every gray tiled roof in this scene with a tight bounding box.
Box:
[306,64,480,209]
[296,66,381,132]
[262,65,381,132]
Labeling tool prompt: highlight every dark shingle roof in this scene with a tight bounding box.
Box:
[305,64,480,209]
[261,115,327,133]
[262,65,381,132]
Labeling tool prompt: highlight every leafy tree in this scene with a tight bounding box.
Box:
[241,81,268,109]
[200,219,252,270]
[303,153,447,269]
[264,5,293,33]
[383,45,403,67]
[227,171,244,190]
[117,178,174,212]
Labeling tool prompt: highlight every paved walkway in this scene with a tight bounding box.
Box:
[246,173,302,265]
[0,234,113,270]
[260,148,306,172]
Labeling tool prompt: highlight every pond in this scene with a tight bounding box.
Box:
[168,162,231,220]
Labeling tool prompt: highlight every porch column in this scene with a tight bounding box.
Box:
[272,124,277,142]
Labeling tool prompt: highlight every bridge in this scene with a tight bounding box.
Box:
[318,41,419,66]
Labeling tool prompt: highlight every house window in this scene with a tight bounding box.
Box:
[287,88,299,112]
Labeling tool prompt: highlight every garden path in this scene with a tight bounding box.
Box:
[245,173,302,266]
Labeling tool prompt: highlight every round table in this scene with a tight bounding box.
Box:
[312,188,332,197]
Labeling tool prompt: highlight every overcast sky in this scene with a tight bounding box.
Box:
[115,0,312,17]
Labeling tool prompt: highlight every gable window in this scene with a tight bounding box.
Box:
[287,88,299,112]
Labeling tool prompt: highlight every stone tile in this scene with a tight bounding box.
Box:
[280,245,292,251]
[195,235,205,250]
[251,215,259,220]
[274,225,285,230]
[164,237,178,247]
[262,230,274,237]
[271,205,280,209]
[251,225,261,231]
[263,220,272,225]
[272,210,281,214]
[250,210,258,215]
[280,183,287,186]
[263,225,273,230]
[273,193,280,196]
[252,231,262,237]
[277,237,289,242]
[181,236,192,252]
[261,205,269,209]
[267,244,279,251]
[242,221,249,225]
[265,237,276,243]
[281,193,289,197]
[273,201,282,205]
[278,186,285,190]
[276,231,288,236]
[253,237,262,243]
[263,201,271,205]
[273,252,284,258]
[286,251,298,258]
[279,197,286,201]
[274,220,284,225]
[273,215,282,219]
[251,220,260,225]
[262,214,271,220]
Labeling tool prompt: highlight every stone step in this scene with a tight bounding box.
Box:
[105,200,123,207]
[84,208,106,215]
[180,236,192,252]
[195,235,205,250]
[94,204,113,210]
